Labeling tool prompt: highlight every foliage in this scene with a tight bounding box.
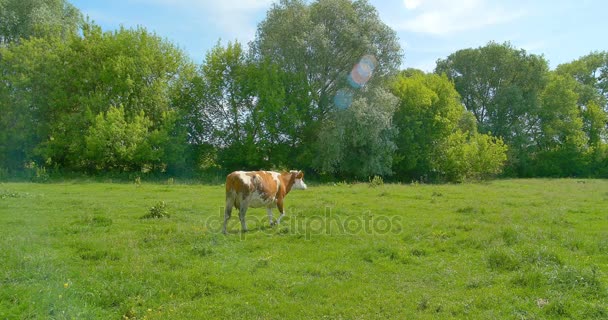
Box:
[0,0,82,45]
[315,87,398,178]
[433,131,508,182]
[368,175,384,187]
[251,0,402,169]
[555,52,608,176]
[0,0,607,180]
[435,42,607,178]
[0,22,192,174]
[532,73,588,176]
[142,200,170,219]
[555,51,608,109]
[435,42,549,175]
[390,72,464,180]
[0,36,61,171]
[390,72,507,182]
[84,106,177,172]
[25,161,50,183]
[188,42,291,171]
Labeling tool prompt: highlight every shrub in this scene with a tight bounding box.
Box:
[368,175,384,188]
[433,131,508,182]
[142,201,170,219]
[25,162,50,182]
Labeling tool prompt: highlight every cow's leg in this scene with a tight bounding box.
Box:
[223,198,233,234]
[267,208,275,226]
[276,199,285,225]
[239,204,248,232]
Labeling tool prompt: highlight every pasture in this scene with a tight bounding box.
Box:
[1,179,607,319]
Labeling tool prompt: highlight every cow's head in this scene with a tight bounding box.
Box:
[291,170,307,190]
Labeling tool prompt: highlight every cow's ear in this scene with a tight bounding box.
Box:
[296,171,304,179]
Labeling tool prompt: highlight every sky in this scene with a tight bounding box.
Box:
[70,0,607,71]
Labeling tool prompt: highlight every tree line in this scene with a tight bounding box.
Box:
[1,0,607,182]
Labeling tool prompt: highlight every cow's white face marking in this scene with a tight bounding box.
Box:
[293,178,307,190]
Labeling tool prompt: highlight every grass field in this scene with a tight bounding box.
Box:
[1,179,607,319]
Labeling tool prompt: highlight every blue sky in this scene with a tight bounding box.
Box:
[70,0,607,71]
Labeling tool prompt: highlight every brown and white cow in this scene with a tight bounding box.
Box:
[223,170,307,233]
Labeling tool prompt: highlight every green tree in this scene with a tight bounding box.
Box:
[435,42,548,175]
[531,73,587,176]
[0,36,64,171]
[190,41,309,171]
[390,71,507,182]
[85,106,147,171]
[0,0,82,45]
[0,23,193,173]
[84,105,181,172]
[315,87,398,178]
[433,130,508,182]
[251,0,402,169]
[555,52,608,176]
[582,101,608,148]
[555,52,608,109]
[190,41,268,171]
[390,72,463,179]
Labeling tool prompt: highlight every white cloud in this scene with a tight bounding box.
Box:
[395,0,526,36]
[403,0,422,10]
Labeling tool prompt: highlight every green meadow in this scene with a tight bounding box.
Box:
[1,179,607,319]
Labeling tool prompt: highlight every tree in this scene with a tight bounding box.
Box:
[555,52,608,110]
[532,73,587,176]
[251,0,402,170]
[84,105,182,172]
[555,52,608,159]
[582,101,608,148]
[390,72,464,179]
[555,52,608,175]
[315,87,398,178]
[0,0,82,45]
[0,36,64,171]
[188,42,282,171]
[85,106,148,171]
[0,22,193,174]
[433,130,507,182]
[435,42,548,175]
[390,71,507,182]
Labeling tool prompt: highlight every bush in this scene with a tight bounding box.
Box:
[433,131,508,182]
[142,201,170,219]
[368,175,384,188]
[25,162,50,183]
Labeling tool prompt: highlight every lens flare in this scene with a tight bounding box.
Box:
[334,54,377,109]
[334,89,353,109]
[348,54,377,88]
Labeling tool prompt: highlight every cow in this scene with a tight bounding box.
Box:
[223,170,307,234]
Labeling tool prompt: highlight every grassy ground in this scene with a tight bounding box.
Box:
[1,179,607,319]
